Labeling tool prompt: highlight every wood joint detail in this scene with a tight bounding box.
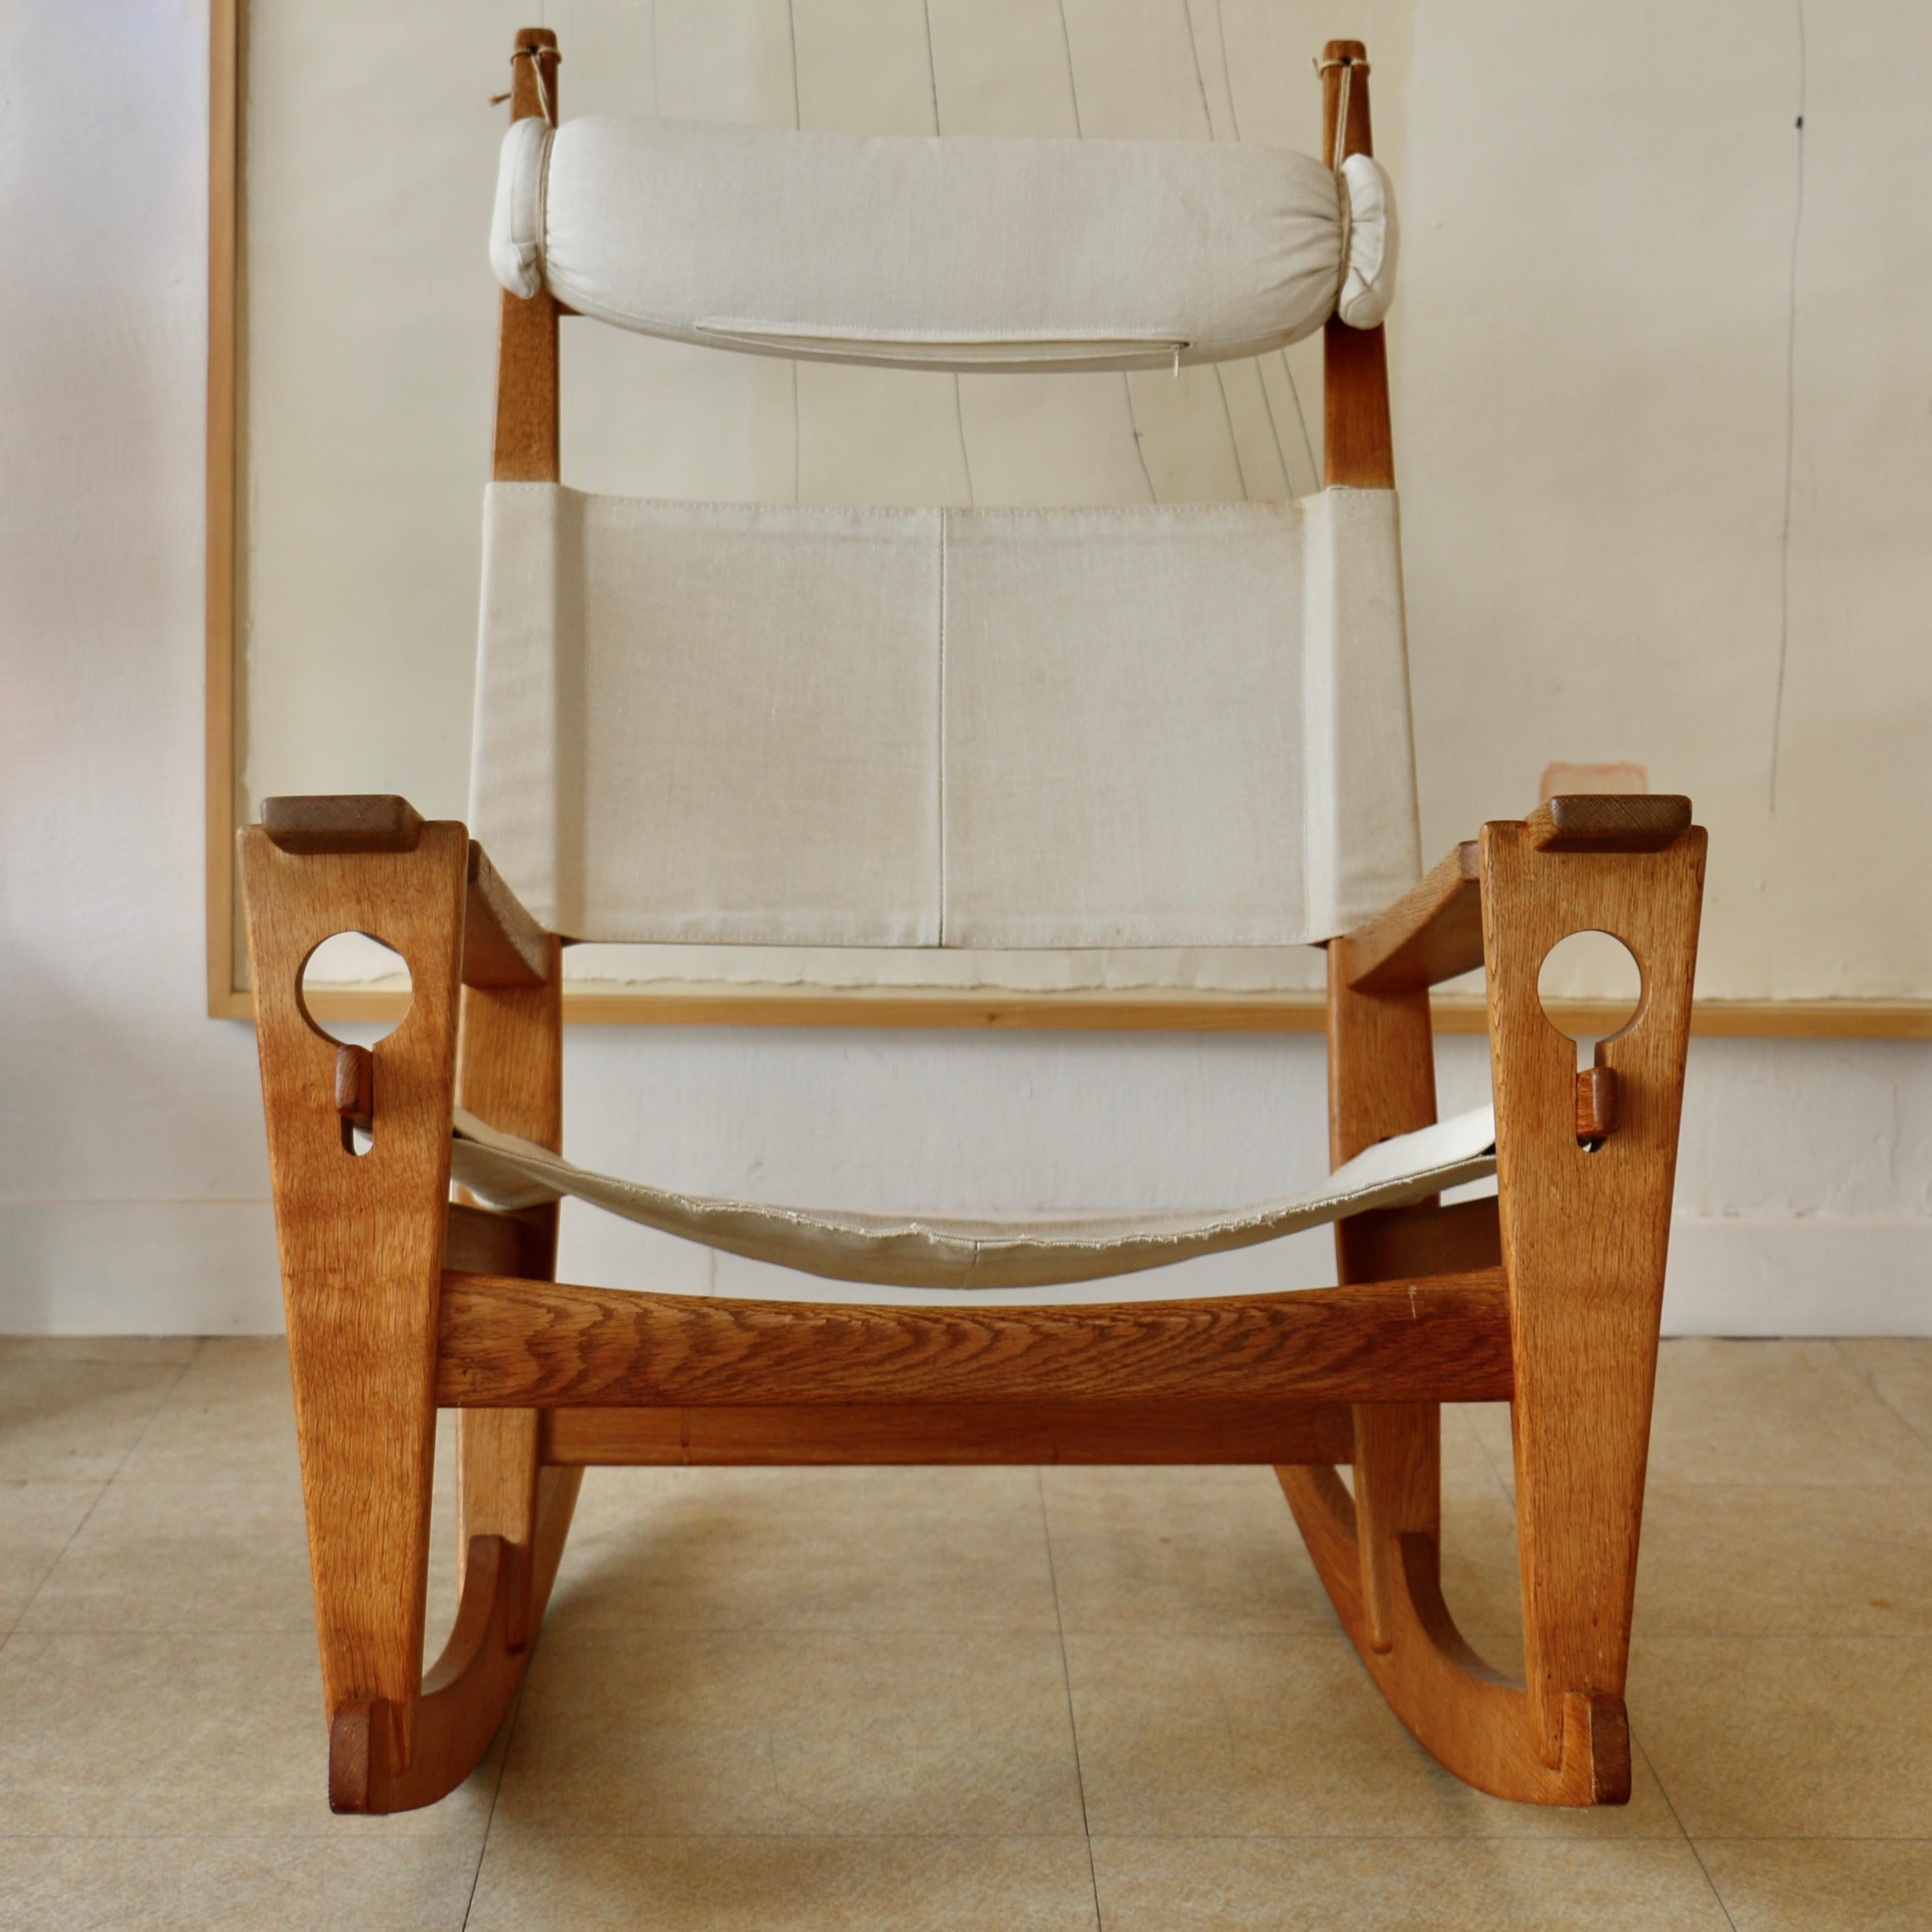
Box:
[1575,1065,1618,1143]
[333,1043,373,1132]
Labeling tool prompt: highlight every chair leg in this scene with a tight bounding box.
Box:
[333,933,585,1813]
[1483,818,1704,1772]
[239,822,469,1802]
[452,944,579,1666]
[1284,822,1704,1804]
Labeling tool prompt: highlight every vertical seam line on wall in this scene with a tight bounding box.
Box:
[937,512,948,945]
[920,0,975,504]
[1199,0,1318,493]
[1769,0,1807,812]
[1057,0,1157,502]
[1180,2,1254,499]
[786,0,803,504]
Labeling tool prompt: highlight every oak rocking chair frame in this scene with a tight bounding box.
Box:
[240,34,1706,1815]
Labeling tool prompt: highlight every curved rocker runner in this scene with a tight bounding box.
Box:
[241,32,1706,1815]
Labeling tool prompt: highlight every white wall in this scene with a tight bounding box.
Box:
[1,1,1926,1337]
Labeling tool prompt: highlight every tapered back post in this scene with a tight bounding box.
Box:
[1319,41,1394,488]
[492,28,560,482]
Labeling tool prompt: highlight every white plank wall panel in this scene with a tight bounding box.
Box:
[4,0,1930,1336]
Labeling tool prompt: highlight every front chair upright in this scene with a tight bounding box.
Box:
[241,31,1706,1815]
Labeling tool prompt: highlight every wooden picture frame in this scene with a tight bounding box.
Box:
[203,0,1930,1038]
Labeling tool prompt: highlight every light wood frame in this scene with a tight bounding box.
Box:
[203,0,1926,1038]
[242,34,1724,1814]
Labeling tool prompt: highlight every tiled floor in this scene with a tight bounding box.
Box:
[2,1337,1931,1928]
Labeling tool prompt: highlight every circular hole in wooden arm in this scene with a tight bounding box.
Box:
[298,933,415,1156]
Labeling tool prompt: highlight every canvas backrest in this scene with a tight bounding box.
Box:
[469,32,1418,950]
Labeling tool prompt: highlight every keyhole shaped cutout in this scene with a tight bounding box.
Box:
[298,933,413,1157]
[1536,929,1642,1072]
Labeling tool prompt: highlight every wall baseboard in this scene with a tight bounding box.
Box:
[1661,1217,1932,1337]
[0,1201,282,1335]
[0,1201,1925,1339]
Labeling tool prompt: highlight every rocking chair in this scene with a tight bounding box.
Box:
[240,33,1706,1815]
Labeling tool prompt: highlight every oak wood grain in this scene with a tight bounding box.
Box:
[454,932,576,1658]
[238,820,468,1766]
[463,840,550,989]
[541,1401,1357,1469]
[1528,794,1693,852]
[1281,1461,1629,1803]
[329,1490,576,1813]
[1483,814,1705,1766]
[1313,883,1445,1697]
[333,1044,373,1133]
[492,28,560,482]
[1325,1198,1501,1284]
[1576,1065,1618,1142]
[1320,42,1393,490]
[444,1201,554,1278]
[435,1272,1516,1409]
[1344,843,1483,993]
[261,794,425,855]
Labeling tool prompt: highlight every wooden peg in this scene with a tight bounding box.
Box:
[1575,1065,1617,1143]
[334,1043,374,1131]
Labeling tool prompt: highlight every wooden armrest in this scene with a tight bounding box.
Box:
[261,794,424,854]
[1527,794,1691,852]
[1344,841,1483,993]
[259,795,551,990]
[1342,797,1696,994]
[463,841,549,988]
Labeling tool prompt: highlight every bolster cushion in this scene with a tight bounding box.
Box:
[489,115,1397,369]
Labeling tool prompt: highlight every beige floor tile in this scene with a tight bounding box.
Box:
[1636,1483,1932,1635]
[1455,1401,1517,1490]
[466,1833,1100,1931]
[1697,1838,1932,1931]
[1063,1632,1682,1839]
[1464,1342,1932,1491]
[0,1480,102,1630]
[1042,1462,1526,1647]
[1631,1636,1932,1837]
[547,1464,1059,1633]
[20,1478,316,1633]
[1647,1340,1932,1485]
[1043,1464,1337,1636]
[115,1337,303,1486]
[0,1356,187,1482]
[494,1625,1085,1836]
[0,1629,498,1837]
[1436,1478,1527,1645]
[1837,1337,1932,1447]
[1091,1836,1731,1931]
[1440,1404,1512,1490]
[0,1336,201,1364]
[1463,1401,1517,1488]
[0,1834,482,1932]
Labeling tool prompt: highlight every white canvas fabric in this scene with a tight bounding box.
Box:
[1338,152,1399,328]
[448,1105,1497,1293]
[469,485,1421,947]
[488,115,1397,371]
